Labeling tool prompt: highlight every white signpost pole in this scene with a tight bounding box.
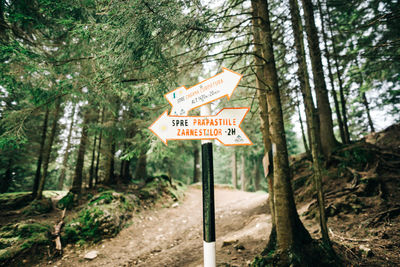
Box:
[200,104,216,267]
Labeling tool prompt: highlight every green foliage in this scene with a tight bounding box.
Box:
[64,207,105,243]
[337,145,375,171]
[251,240,341,266]
[251,255,271,267]
[138,176,171,200]
[88,191,115,206]
[56,191,75,210]
[328,0,400,130]
[167,180,186,201]
[61,178,184,246]
[62,190,138,244]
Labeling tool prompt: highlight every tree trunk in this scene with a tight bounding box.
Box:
[32,107,49,198]
[301,0,338,156]
[290,0,330,245]
[253,157,261,191]
[36,98,62,200]
[134,149,147,180]
[355,57,375,132]
[193,144,200,183]
[231,148,237,189]
[104,102,120,185]
[316,0,346,144]
[297,102,310,156]
[88,134,97,188]
[240,154,246,191]
[288,0,322,156]
[300,67,331,244]
[362,92,375,132]
[251,0,276,245]
[0,1,7,41]
[70,108,90,197]
[94,108,105,185]
[104,141,116,185]
[120,158,131,184]
[57,104,76,190]
[326,6,351,143]
[0,159,12,193]
[256,0,312,252]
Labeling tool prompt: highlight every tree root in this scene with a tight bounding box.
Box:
[367,206,400,226]
[328,228,371,242]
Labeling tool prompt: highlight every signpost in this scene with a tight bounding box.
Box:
[149,68,251,267]
[148,107,252,146]
[164,67,242,116]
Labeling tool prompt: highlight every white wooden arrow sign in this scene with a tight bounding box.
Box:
[164,67,242,116]
[148,107,252,146]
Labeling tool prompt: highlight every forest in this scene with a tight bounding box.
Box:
[0,0,399,266]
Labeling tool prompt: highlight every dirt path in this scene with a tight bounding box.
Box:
[50,186,270,267]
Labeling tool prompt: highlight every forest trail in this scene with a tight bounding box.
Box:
[50,187,270,267]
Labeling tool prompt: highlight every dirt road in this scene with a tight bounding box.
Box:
[50,186,270,267]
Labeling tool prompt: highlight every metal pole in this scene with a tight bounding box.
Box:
[200,104,216,267]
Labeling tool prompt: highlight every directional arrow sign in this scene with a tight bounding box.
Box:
[148,107,252,146]
[165,67,243,116]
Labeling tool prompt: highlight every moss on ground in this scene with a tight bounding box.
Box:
[22,198,53,215]
[62,191,139,244]
[251,240,341,267]
[167,181,186,201]
[62,178,184,245]
[0,222,52,265]
[0,179,185,265]
[0,192,32,211]
[56,191,75,210]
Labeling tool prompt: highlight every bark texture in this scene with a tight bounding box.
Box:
[362,92,375,132]
[316,0,346,144]
[88,135,97,188]
[251,0,275,235]
[134,149,148,180]
[255,0,312,251]
[0,159,12,193]
[94,108,105,185]
[301,0,338,156]
[253,157,261,191]
[70,109,90,196]
[104,141,116,185]
[297,102,310,156]
[32,107,49,198]
[289,0,330,244]
[36,99,62,200]
[120,158,131,184]
[288,0,322,155]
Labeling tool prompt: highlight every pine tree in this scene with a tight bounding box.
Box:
[301,0,339,156]
[252,0,312,257]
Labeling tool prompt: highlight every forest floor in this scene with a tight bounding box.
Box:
[2,124,399,267]
[43,187,271,267]
[47,124,400,267]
